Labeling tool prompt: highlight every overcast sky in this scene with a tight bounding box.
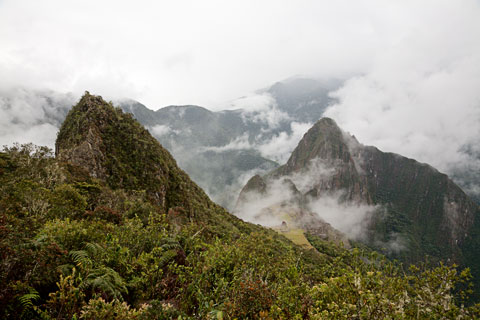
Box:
[2,0,468,109]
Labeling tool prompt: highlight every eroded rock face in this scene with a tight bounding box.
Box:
[56,127,107,179]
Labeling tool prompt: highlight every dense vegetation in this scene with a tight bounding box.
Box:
[1,94,479,318]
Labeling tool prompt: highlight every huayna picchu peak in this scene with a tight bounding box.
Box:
[2,93,480,318]
[237,116,480,297]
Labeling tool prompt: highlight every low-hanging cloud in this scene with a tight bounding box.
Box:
[257,122,312,164]
[325,1,480,197]
[308,192,378,241]
[0,88,76,148]
[201,133,251,153]
[148,124,180,138]
[231,93,291,130]
[203,91,313,165]
[235,158,380,241]
[201,120,312,165]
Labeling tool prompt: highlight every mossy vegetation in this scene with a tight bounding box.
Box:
[1,94,479,318]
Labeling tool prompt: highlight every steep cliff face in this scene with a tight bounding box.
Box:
[238,117,480,278]
[359,146,478,262]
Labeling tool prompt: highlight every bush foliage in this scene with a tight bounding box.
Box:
[1,143,479,319]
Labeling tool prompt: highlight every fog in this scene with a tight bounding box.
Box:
[0,88,75,148]
[235,158,381,240]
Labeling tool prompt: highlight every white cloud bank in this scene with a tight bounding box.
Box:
[0,88,76,148]
[235,158,380,240]
[325,1,480,190]
[4,0,471,109]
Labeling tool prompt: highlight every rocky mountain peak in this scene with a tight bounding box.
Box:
[237,117,480,288]
[272,117,371,204]
[54,93,219,218]
[55,92,114,179]
[284,117,351,170]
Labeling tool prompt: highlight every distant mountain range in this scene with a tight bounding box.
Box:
[0,78,341,208]
[1,77,479,210]
[118,78,341,208]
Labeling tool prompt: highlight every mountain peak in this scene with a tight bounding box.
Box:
[279,117,352,174]
[269,116,371,204]
[305,117,343,140]
[55,92,117,179]
[55,93,222,218]
[307,117,344,140]
[70,91,110,114]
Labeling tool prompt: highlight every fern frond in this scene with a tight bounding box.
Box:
[19,292,39,308]
[85,242,104,258]
[160,237,181,251]
[157,249,178,268]
[85,266,127,301]
[18,288,40,318]
[69,250,92,269]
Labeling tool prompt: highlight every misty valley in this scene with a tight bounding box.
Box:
[1,86,480,319]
